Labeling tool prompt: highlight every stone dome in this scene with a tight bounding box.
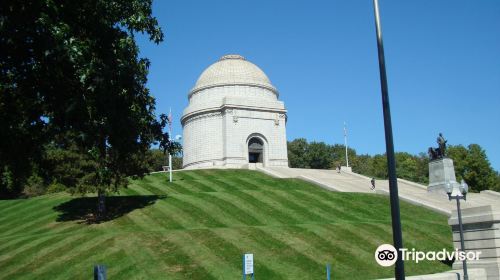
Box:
[190,54,277,95]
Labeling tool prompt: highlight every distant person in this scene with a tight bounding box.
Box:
[370,178,376,190]
[337,164,341,173]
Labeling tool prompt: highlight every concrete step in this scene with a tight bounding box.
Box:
[258,167,497,216]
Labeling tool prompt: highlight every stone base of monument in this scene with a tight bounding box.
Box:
[428,158,457,195]
[448,204,500,280]
[340,166,352,172]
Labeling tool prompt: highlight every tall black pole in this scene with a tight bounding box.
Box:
[456,197,469,280]
[372,0,405,279]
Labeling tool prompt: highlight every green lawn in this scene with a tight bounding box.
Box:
[0,169,453,279]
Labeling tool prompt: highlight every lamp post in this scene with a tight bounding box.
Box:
[446,180,469,280]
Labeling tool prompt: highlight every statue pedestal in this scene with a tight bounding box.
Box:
[428,158,457,194]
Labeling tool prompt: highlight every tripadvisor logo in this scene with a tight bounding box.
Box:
[374,244,482,267]
[375,244,398,267]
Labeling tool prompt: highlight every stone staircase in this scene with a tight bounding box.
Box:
[257,167,499,216]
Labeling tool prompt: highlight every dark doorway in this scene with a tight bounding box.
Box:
[248,137,264,163]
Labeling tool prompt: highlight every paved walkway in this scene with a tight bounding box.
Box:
[258,167,500,216]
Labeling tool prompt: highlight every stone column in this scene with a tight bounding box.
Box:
[448,204,500,279]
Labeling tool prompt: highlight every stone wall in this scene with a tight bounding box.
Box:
[448,204,500,279]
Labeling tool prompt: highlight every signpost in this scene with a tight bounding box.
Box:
[93,265,106,280]
[242,253,254,280]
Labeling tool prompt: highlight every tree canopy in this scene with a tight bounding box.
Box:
[0,0,165,208]
[288,139,499,192]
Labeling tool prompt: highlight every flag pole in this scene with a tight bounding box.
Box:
[372,0,405,278]
[168,107,173,183]
[344,122,349,168]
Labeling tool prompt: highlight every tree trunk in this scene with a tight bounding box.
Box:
[97,190,106,221]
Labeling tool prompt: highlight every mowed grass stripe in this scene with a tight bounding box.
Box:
[187,179,218,192]
[262,225,363,276]
[118,185,141,196]
[209,228,287,280]
[187,192,262,226]
[106,252,139,280]
[250,187,326,223]
[323,223,381,260]
[311,223,396,278]
[127,182,155,196]
[293,189,370,222]
[203,193,263,226]
[0,193,66,217]
[166,196,226,228]
[237,226,324,277]
[123,232,219,280]
[0,206,61,237]
[137,201,185,230]
[0,234,53,258]
[55,248,127,280]
[223,176,264,191]
[227,190,300,225]
[11,233,112,279]
[285,188,374,222]
[123,206,163,232]
[299,187,388,220]
[0,233,92,276]
[0,198,66,229]
[402,221,452,250]
[204,178,240,192]
[239,189,316,223]
[265,188,337,222]
[135,177,170,195]
[164,181,197,195]
[146,232,219,280]
[34,235,117,280]
[292,224,372,276]
[0,234,63,264]
[210,176,257,192]
[0,221,83,251]
[171,178,215,193]
[184,229,246,276]
[190,177,235,193]
[167,230,235,279]
[286,225,375,272]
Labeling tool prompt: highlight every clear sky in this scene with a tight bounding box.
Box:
[137,0,500,171]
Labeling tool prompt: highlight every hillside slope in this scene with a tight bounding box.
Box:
[0,169,453,279]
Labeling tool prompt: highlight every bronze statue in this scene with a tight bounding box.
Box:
[428,133,447,160]
[437,133,447,157]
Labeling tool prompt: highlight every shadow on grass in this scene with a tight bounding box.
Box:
[53,195,165,224]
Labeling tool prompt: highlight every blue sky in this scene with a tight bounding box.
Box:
[137,0,500,171]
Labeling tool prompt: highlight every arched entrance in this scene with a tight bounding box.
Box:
[248,137,264,163]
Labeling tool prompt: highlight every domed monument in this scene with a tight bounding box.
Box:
[181,55,289,169]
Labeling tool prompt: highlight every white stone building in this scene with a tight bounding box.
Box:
[181,54,289,169]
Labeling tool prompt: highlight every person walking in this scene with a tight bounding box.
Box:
[370,178,376,190]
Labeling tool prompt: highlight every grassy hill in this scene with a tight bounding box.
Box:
[0,169,453,279]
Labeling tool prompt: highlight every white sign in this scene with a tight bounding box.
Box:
[244,253,254,274]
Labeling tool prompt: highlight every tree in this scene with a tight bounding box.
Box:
[442,144,498,192]
[288,138,309,168]
[1,0,165,219]
[352,154,373,176]
[307,142,334,169]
